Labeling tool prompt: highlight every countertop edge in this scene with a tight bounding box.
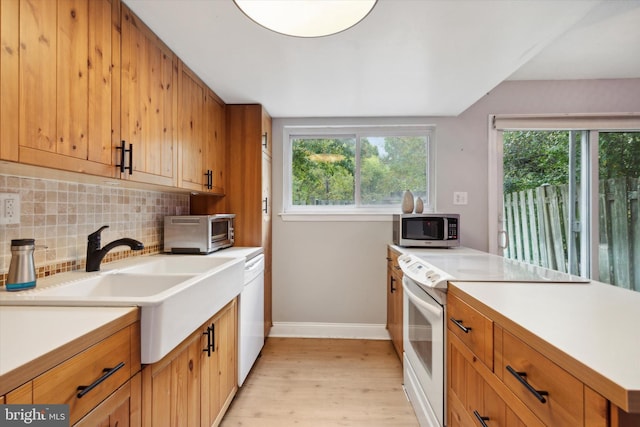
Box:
[0,307,139,396]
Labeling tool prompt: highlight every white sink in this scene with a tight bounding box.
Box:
[113,256,236,275]
[0,254,245,364]
[31,273,195,298]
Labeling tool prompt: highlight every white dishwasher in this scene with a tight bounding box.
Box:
[238,253,265,386]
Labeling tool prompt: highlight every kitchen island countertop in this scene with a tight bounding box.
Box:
[449,280,640,413]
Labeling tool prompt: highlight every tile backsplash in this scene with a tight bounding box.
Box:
[0,174,189,285]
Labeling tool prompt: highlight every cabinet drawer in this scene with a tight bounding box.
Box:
[501,330,583,427]
[447,294,493,368]
[33,326,133,425]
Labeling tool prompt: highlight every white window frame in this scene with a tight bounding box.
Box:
[282,124,435,220]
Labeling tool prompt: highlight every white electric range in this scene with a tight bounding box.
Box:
[397,246,589,427]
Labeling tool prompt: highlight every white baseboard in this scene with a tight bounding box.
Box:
[268,322,391,340]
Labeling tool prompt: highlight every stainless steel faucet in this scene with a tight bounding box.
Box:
[86,225,144,272]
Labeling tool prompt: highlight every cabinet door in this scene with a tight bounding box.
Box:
[178,63,206,191]
[201,299,237,427]
[262,151,272,337]
[120,4,177,187]
[142,333,200,427]
[204,90,226,194]
[14,0,116,176]
[1,0,19,161]
[201,317,221,427]
[261,110,272,337]
[386,247,403,360]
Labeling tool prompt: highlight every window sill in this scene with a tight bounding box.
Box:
[279,212,395,222]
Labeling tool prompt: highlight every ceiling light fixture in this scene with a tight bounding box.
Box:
[233,0,377,38]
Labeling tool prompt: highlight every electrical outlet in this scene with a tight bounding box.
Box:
[0,193,20,224]
[453,191,468,205]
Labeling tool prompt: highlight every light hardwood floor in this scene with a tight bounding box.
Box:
[220,338,419,427]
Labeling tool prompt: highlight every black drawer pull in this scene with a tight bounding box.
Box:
[450,317,472,333]
[506,365,548,403]
[76,362,125,398]
[473,410,490,427]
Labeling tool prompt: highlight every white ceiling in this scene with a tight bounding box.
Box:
[123,0,640,118]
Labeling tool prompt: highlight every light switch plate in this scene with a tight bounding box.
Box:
[0,193,20,224]
[453,191,468,205]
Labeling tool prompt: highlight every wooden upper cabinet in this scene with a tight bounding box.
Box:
[120,4,178,187]
[204,90,226,194]
[9,0,117,175]
[1,0,20,162]
[261,108,272,157]
[177,62,226,194]
[177,63,206,191]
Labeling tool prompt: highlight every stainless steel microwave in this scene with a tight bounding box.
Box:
[164,214,235,254]
[392,214,459,248]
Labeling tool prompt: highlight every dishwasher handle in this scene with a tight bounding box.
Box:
[245,254,265,271]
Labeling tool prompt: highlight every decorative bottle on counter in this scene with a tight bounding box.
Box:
[401,190,414,213]
[414,197,424,213]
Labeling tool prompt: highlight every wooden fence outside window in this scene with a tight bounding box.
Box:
[503,177,639,291]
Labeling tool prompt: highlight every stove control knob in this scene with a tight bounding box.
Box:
[430,273,441,282]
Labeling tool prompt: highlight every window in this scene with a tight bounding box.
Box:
[283,125,434,215]
[490,114,640,292]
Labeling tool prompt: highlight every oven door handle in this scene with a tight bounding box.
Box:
[403,279,443,317]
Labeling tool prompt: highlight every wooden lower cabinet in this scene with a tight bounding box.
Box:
[75,372,142,427]
[1,320,141,427]
[448,288,640,427]
[448,339,529,427]
[201,299,237,427]
[142,299,237,427]
[386,246,403,360]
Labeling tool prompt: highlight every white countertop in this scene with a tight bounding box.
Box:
[0,246,262,387]
[450,280,640,412]
[0,305,138,394]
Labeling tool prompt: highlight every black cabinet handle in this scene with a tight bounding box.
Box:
[450,317,472,333]
[394,265,401,270]
[390,276,396,293]
[263,198,268,214]
[127,143,133,175]
[203,326,212,356]
[473,410,490,427]
[76,362,125,398]
[116,141,133,175]
[116,141,126,173]
[386,257,392,261]
[506,365,548,403]
[204,170,213,189]
[262,132,268,149]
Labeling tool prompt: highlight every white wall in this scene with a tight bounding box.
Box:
[270,78,640,336]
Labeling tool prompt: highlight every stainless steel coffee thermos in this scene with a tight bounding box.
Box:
[6,239,37,291]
